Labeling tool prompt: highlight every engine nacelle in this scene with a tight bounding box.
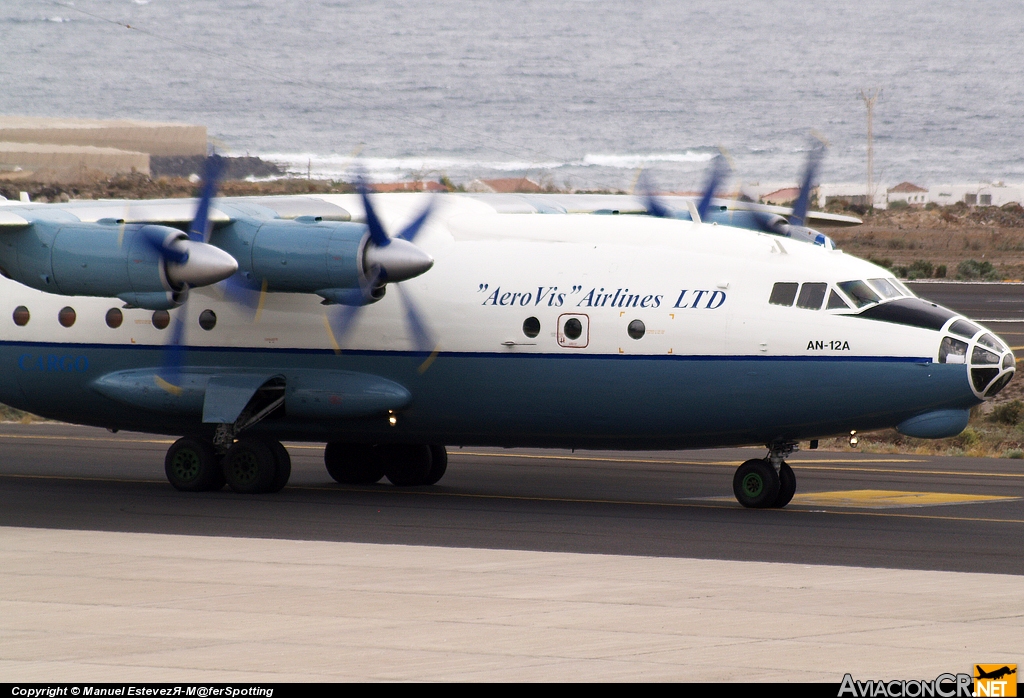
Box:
[226,219,433,304]
[0,220,238,310]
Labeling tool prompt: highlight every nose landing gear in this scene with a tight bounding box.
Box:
[733,442,797,509]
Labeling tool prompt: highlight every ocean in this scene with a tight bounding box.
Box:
[2,0,1023,191]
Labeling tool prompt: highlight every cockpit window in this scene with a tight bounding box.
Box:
[826,290,850,310]
[769,282,798,306]
[868,278,902,299]
[796,283,827,310]
[837,280,881,308]
[948,320,980,340]
[891,279,913,297]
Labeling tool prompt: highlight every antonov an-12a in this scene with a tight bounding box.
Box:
[0,188,1012,507]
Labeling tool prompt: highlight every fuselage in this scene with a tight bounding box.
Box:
[0,193,1013,449]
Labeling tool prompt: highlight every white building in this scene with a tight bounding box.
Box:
[927,183,1024,207]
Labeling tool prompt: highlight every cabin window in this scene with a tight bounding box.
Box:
[948,320,980,340]
[769,282,798,306]
[58,307,76,328]
[522,316,540,338]
[627,319,645,339]
[826,290,850,310]
[563,317,583,340]
[198,310,217,331]
[12,306,29,326]
[105,308,123,329]
[837,280,880,308]
[152,310,170,330]
[796,283,827,310]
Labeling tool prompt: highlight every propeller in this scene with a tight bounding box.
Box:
[638,152,730,224]
[155,155,231,395]
[325,176,438,360]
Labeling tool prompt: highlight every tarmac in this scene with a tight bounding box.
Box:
[2,526,1020,682]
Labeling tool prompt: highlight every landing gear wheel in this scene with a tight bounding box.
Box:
[425,445,448,486]
[733,458,781,509]
[324,442,384,485]
[267,440,291,493]
[379,444,433,486]
[223,437,277,494]
[165,436,222,492]
[772,462,796,508]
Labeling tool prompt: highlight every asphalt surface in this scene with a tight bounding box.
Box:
[908,280,1024,347]
[2,423,1022,576]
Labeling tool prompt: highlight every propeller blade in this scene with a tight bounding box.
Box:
[637,171,673,219]
[357,177,391,248]
[155,302,189,394]
[695,154,730,222]
[396,284,435,354]
[790,141,825,227]
[395,199,435,242]
[188,154,223,242]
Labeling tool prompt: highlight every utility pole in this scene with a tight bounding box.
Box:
[860,89,880,208]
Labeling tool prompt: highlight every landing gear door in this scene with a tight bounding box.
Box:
[557,313,589,348]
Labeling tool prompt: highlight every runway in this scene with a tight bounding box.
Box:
[1,424,1023,574]
[1,423,1022,680]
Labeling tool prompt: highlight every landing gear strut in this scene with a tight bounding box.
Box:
[733,442,798,509]
[324,442,448,487]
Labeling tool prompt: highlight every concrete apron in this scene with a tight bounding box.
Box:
[0,526,1019,682]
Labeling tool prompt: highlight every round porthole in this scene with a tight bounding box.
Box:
[105,308,123,329]
[152,310,170,330]
[58,306,76,328]
[12,306,29,326]
[522,316,540,338]
[563,317,582,340]
[198,309,217,331]
[627,319,645,340]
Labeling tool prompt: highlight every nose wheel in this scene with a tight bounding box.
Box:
[733,443,797,508]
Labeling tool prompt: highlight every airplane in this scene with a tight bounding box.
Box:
[0,156,1014,508]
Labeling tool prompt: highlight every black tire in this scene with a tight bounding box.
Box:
[267,440,292,493]
[380,444,433,486]
[772,462,796,508]
[223,437,277,494]
[165,436,222,492]
[733,458,781,509]
[324,442,384,485]
[424,444,448,486]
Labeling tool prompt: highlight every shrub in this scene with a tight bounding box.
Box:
[991,400,1024,425]
[935,264,947,278]
[953,427,980,449]
[888,200,910,210]
[956,259,998,281]
[1003,449,1024,459]
[868,256,894,270]
[907,260,934,280]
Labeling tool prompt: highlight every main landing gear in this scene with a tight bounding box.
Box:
[164,435,291,494]
[733,442,797,509]
[324,442,448,487]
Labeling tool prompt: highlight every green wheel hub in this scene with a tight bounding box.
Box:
[229,449,261,486]
[169,448,202,483]
[741,472,764,498]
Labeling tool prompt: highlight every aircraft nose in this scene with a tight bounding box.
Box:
[938,323,1016,398]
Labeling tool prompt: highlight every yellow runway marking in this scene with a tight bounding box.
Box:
[789,489,1018,509]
